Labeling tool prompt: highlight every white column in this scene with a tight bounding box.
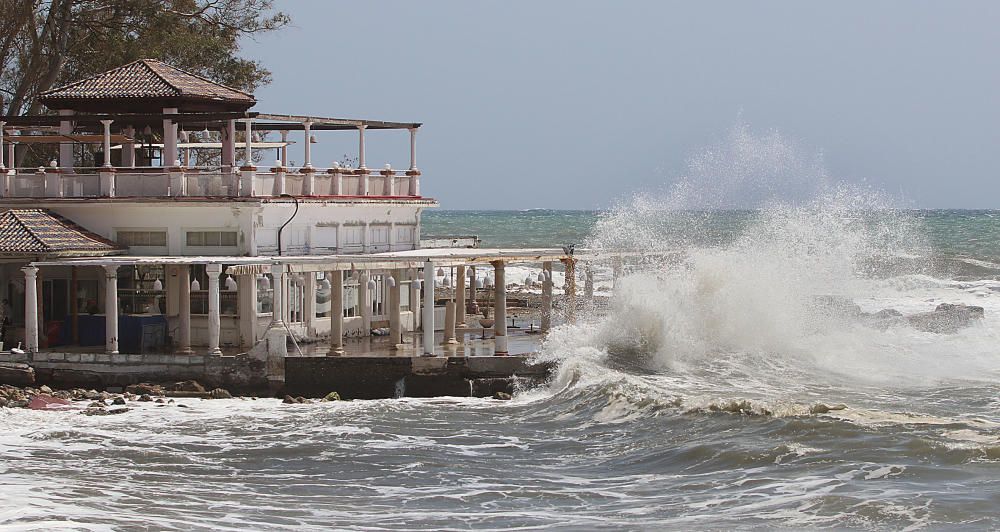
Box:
[100,120,113,168]
[222,119,236,171]
[178,265,192,353]
[564,258,577,323]
[359,271,371,335]
[162,107,178,167]
[409,267,421,331]
[303,272,317,336]
[493,260,508,355]
[243,119,253,167]
[357,124,367,169]
[541,261,553,333]
[122,126,136,167]
[409,127,417,170]
[104,264,119,354]
[442,300,457,345]
[0,121,5,170]
[329,271,344,355]
[422,261,435,356]
[469,266,477,313]
[206,264,222,355]
[455,265,466,327]
[280,130,289,166]
[272,267,285,328]
[302,121,313,168]
[58,109,74,171]
[389,269,403,349]
[23,267,38,353]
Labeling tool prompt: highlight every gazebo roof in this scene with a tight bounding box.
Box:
[0,209,124,257]
[39,59,255,111]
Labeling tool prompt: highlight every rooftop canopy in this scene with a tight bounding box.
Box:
[39,59,256,113]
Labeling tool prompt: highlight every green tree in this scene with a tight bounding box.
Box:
[0,0,289,117]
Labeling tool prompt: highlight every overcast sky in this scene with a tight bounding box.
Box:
[242,1,1000,210]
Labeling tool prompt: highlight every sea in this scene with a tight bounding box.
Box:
[3,126,1000,530]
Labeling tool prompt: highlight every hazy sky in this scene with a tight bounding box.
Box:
[242,1,1000,210]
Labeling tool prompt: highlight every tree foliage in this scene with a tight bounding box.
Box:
[0,0,289,116]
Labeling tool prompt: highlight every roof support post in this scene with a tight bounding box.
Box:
[279,130,289,166]
[389,269,404,350]
[104,265,119,354]
[122,126,136,168]
[357,124,367,169]
[541,262,553,333]
[409,267,421,333]
[243,118,253,166]
[455,265,466,328]
[58,109,74,172]
[409,127,417,170]
[177,265,193,353]
[493,260,508,355]
[162,107,178,167]
[239,119,257,197]
[22,266,38,353]
[222,119,236,172]
[100,119,113,168]
[206,263,222,355]
[329,271,344,355]
[302,121,313,169]
[359,271,371,336]
[0,121,5,171]
[422,261,435,356]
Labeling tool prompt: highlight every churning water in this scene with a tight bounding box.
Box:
[2,124,1000,530]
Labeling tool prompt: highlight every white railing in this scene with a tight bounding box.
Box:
[0,166,421,199]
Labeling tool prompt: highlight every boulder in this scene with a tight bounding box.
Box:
[208,388,232,399]
[282,395,296,404]
[138,394,153,402]
[0,363,35,387]
[28,395,73,410]
[126,383,163,396]
[169,380,206,393]
[112,396,126,405]
[907,303,984,333]
[322,392,341,402]
[493,391,513,401]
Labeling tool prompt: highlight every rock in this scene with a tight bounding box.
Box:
[907,303,984,333]
[0,397,7,408]
[28,395,73,410]
[295,396,306,404]
[126,383,163,396]
[208,388,232,399]
[282,395,296,404]
[155,398,165,404]
[169,380,206,393]
[53,390,72,400]
[138,394,153,402]
[112,396,126,405]
[82,407,130,416]
[39,385,52,394]
[88,401,106,408]
[176,403,189,408]
[322,392,341,402]
[493,391,513,401]
[811,295,863,319]
[0,363,35,386]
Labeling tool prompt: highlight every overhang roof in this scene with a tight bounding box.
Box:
[39,59,255,106]
[0,209,124,257]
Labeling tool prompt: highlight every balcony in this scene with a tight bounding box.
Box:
[0,164,421,200]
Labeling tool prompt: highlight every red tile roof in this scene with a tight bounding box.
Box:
[0,209,124,257]
[39,59,255,104]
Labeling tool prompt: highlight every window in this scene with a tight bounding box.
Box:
[256,274,273,314]
[189,265,238,316]
[116,265,166,315]
[117,231,167,247]
[75,280,100,315]
[186,231,237,247]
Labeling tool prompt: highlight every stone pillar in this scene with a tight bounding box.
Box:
[409,268,421,332]
[302,167,315,196]
[243,119,253,168]
[280,130,289,166]
[407,169,420,197]
[99,167,116,197]
[100,120,113,168]
[237,273,256,348]
[222,120,236,172]
[422,261,435,356]
[407,128,419,197]
[381,165,393,196]
[493,260,508,355]
[541,261,553,333]
[563,258,577,323]
[584,264,594,300]
[168,166,186,197]
[178,266,192,353]
[359,271,371,336]
[122,126,136,168]
[162,107,178,167]
[103,264,119,354]
[206,264,222,355]
[329,166,343,195]
[442,300,457,345]
[0,120,6,171]
[303,272,317,337]
[329,271,344,355]
[23,267,38,353]
[44,167,62,198]
[357,124,367,169]
[302,121,313,169]
[469,266,478,314]
[358,168,370,196]
[272,165,285,196]
[58,110,74,171]
[455,265,466,326]
[389,269,403,349]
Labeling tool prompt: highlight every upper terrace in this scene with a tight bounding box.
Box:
[0,59,423,201]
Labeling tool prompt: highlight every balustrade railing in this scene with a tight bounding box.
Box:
[0,166,421,199]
